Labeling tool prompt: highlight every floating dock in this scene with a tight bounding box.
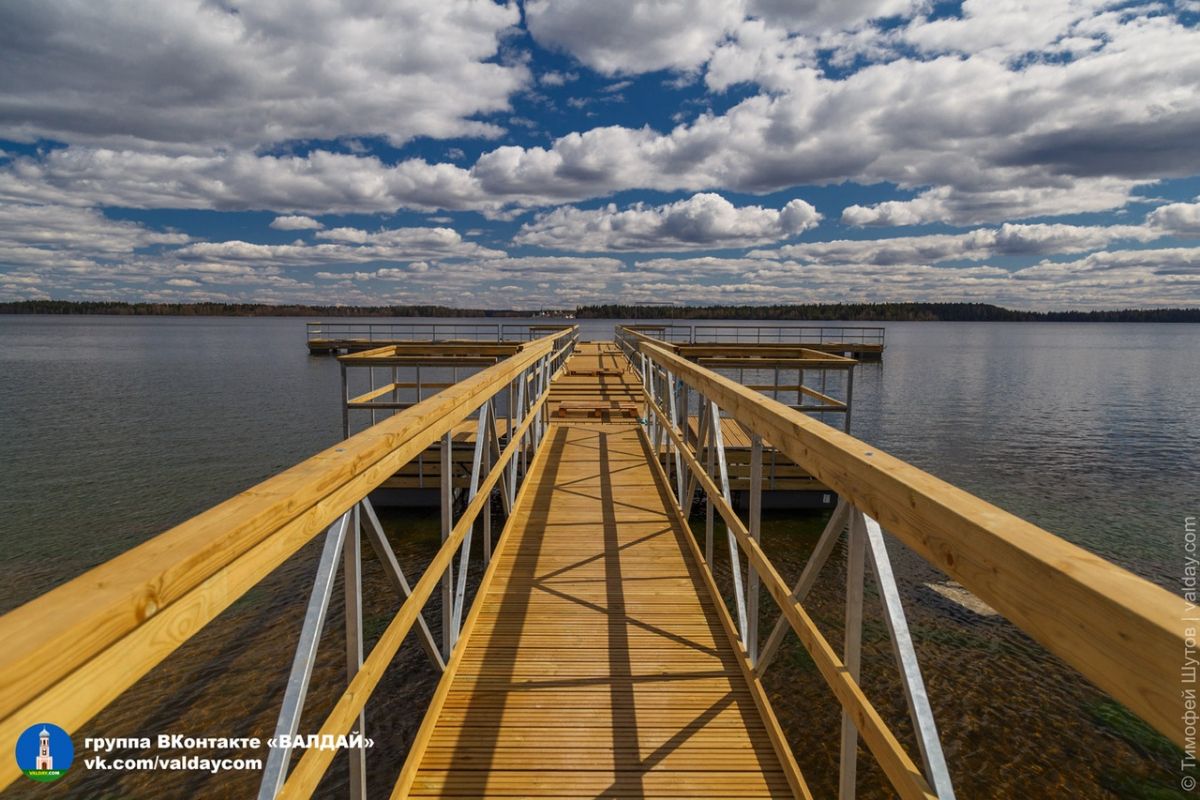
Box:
[621,323,885,361]
[306,322,573,354]
[306,321,885,360]
[344,339,850,510]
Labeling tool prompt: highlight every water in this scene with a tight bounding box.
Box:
[4,316,1192,601]
[0,315,1197,798]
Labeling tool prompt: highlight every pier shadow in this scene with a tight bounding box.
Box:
[435,424,780,799]
[432,425,567,797]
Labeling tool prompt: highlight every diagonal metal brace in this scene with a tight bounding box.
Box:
[257,510,351,800]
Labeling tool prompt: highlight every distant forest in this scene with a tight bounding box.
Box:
[576,302,1200,322]
[1,300,1198,322]
[0,301,558,318]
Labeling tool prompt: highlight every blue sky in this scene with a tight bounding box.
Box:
[0,0,1198,309]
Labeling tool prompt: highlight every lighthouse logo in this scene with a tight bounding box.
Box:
[15,723,72,782]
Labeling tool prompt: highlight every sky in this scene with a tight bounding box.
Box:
[1,1,1199,310]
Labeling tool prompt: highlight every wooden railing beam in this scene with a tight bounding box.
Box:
[643,390,937,800]
[636,335,1184,748]
[0,328,575,791]
[278,369,555,799]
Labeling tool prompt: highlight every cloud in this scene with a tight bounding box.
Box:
[539,70,579,86]
[0,0,526,150]
[470,255,625,278]
[0,148,492,215]
[0,203,188,269]
[524,0,923,80]
[1014,247,1200,279]
[316,263,433,281]
[269,215,324,231]
[758,222,1160,265]
[2,9,1197,225]
[613,247,1200,309]
[2,1,1199,311]
[1146,201,1200,237]
[903,0,1098,58]
[840,181,1144,227]
[525,0,744,75]
[751,0,925,30]
[174,226,503,268]
[316,227,370,244]
[513,9,1200,223]
[516,193,821,251]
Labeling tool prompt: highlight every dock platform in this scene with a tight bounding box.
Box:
[399,422,800,798]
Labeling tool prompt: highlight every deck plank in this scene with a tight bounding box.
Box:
[400,415,799,798]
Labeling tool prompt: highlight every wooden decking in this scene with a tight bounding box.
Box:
[401,423,799,798]
[549,342,643,420]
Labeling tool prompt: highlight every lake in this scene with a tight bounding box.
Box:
[2,315,1194,605]
[0,314,1196,798]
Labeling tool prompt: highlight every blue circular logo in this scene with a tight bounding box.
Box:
[14,723,73,782]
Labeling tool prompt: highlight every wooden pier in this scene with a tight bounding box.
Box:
[398,421,801,798]
[0,326,1183,799]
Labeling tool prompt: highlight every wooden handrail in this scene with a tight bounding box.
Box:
[279,377,556,798]
[0,327,575,790]
[338,343,525,361]
[642,388,936,799]
[637,338,1184,748]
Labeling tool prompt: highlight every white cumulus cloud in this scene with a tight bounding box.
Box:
[0,0,525,150]
[1146,201,1200,237]
[269,215,324,231]
[516,193,821,251]
[760,222,1160,264]
[525,0,744,75]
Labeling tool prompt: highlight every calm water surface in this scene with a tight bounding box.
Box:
[0,315,1197,798]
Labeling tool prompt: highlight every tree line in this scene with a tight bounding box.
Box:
[0,301,560,318]
[574,302,1200,322]
[1,300,1197,322]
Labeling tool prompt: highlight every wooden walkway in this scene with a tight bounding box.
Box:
[549,342,643,420]
[399,347,803,798]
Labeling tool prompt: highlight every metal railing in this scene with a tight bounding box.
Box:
[337,331,578,437]
[615,326,855,432]
[623,323,885,346]
[627,333,1181,800]
[306,321,574,344]
[0,327,578,796]
[307,321,504,342]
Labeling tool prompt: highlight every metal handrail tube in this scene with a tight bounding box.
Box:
[306,321,517,343]
[689,324,885,345]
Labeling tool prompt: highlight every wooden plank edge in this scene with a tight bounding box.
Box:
[636,427,814,800]
[389,424,559,800]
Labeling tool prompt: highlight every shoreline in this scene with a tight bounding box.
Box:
[2,301,1199,323]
